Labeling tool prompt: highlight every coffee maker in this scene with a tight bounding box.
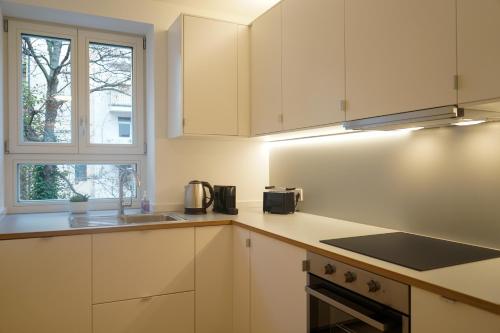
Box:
[213,185,238,215]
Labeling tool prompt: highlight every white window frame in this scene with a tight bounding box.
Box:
[5,19,147,213]
[78,29,144,154]
[6,154,146,214]
[8,20,79,153]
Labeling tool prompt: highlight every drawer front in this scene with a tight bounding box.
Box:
[93,291,194,333]
[93,228,194,303]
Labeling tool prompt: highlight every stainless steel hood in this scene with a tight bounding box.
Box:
[344,105,500,131]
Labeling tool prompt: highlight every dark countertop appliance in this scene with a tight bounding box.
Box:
[321,232,500,271]
[263,186,299,214]
[213,185,238,215]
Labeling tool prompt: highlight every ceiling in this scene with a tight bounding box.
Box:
[154,0,280,23]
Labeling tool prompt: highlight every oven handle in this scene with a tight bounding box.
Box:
[305,286,388,332]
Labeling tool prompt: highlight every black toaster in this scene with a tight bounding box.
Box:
[263,187,297,214]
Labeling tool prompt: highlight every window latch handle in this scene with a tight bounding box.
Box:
[79,117,86,137]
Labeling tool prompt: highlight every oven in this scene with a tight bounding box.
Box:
[306,252,410,333]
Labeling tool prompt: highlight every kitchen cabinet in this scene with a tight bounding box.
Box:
[282,0,345,130]
[92,228,194,303]
[168,15,250,137]
[457,0,500,105]
[250,231,307,333]
[251,4,283,135]
[411,287,500,333]
[0,235,91,333]
[195,226,233,333]
[233,226,251,333]
[93,291,194,333]
[345,0,457,120]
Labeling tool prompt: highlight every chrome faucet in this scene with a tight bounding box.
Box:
[118,167,141,216]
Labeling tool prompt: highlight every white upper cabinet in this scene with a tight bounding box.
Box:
[168,15,249,137]
[412,287,500,333]
[457,0,500,105]
[282,0,346,130]
[345,0,457,121]
[251,4,283,135]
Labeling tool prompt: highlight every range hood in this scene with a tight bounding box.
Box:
[344,105,500,131]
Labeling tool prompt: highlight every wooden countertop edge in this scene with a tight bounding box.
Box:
[0,218,498,315]
[0,220,232,240]
[232,221,500,316]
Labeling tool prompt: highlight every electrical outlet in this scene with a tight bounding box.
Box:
[295,188,304,202]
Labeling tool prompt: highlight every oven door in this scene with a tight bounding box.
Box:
[307,275,409,333]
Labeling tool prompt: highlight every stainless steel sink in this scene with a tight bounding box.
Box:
[70,212,186,228]
[119,213,186,223]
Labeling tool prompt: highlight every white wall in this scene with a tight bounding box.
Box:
[270,123,500,249]
[1,0,270,210]
[0,6,4,214]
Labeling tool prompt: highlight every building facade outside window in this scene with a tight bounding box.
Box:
[5,20,146,213]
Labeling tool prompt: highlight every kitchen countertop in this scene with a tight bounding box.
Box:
[1,207,499,315]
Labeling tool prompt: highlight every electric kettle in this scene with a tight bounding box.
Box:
[184,180,214,214]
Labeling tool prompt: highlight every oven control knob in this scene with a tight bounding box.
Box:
[367,280,381,292]
[324,264,336,275]
[344,271,357,283]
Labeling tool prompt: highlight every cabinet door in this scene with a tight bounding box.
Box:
[238,25,251,136]
[92,228,194,303]
[250,232,307,333]
[184,16,238,135]
[93,291,194,333]
[251,4,283,135]
[346,0,457,120]
[195,226,233,333]
[233,226,251,333]
[458,0,500,104]
[0,236,91,333]
[282,0,345,130]
[411,287,500,333]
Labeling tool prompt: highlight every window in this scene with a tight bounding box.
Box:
[7,20,145,213]
[21,34,73,144]
[118,117,132,138]
[17,163,137,201]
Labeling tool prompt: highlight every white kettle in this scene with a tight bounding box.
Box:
[184,180,214,214]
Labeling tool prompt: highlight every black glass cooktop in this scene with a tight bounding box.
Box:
[320,232,500,271]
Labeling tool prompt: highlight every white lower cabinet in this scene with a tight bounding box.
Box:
[0,235,92,333]
[195,226,233,333]
[233,226,251,333]
[411,287,500,333]
[92,228,195,303]
[93,291,194,333]
[250,231,307,333]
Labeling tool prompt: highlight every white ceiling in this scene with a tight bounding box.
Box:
[153,0,280,23]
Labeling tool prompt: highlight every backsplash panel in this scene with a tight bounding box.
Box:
[270,122,500,249]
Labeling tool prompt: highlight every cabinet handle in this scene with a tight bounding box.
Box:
[339,99,347,112]
[441,295,457,304]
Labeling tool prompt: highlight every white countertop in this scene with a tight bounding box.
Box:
[0,207,499,312]
[234,208,500,310]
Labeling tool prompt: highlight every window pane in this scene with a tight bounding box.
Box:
[89,42,133,144]
[118,116,131,138]
[18,163,137,201]
[21,34,72,143]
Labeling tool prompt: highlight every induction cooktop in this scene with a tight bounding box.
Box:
[320,232,500,271]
